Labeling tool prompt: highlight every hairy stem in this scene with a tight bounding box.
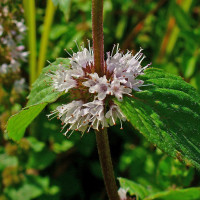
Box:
[95,129,120,200]
[92,1,119,199]
[92,0,104,76]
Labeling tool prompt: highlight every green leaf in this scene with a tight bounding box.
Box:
[7,103,47,141]
[27,58,69,106]
[117,68,200,169]
[118,177,150,199]
[0,154,18,170]
[4,175,50,200]
[27,147,56,170]
[145,187,200,200]
[27,137,45,152]
[6,58,70,141]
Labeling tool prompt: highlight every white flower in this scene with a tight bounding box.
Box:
[118,188,128,200]
[105,104,126,128]
[69,47,94,69]
[70,67,84,78]
[48,100,108,136]
[50,67,77,93]
[110,77,132,101]
[47,100,86,135]
[83,73,111,100]
[82,73,99,87]
[106,46,150,92]
[47,44,150,135]
[82,100,108,131]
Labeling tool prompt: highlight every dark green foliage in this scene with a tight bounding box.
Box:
[117,68,200,169]
[2,0,200,200]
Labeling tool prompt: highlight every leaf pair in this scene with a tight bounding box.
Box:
[6,60,200,170]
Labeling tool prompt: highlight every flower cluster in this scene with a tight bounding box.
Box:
[48,43,150,136]
[0,0,27,85]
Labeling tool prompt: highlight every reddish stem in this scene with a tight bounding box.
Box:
[92,0,104,76]
[92,0,120,199]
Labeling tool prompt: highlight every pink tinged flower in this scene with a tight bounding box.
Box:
[110,78,132,101]
[106,51,122,73]
[48,100,109,137]
[47,100,86,136]
[82,72,99,87]
[123,74,144,91]
[118,188,128,200]
[105,104,126,129]
[70,67,84,78]
[49,67,77,93]
[83,100,108,131]
[69,47,94,69]
[83,73,111,100]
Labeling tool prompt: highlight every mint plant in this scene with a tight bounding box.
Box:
[6,0,200,199]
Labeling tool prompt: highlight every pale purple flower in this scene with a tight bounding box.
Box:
[48,100,108,136]
[110,77,132,101]
[49,66,77,93]
[48,44,150,135]
[105,104,126,128]
[69,47,94,69]
[84,73,111,100]
[82,100,108,131]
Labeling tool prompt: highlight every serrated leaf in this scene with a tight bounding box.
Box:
[145,187,200,200]
[117,68,200,169]
[7,58,70,141]
[118,177,150,199]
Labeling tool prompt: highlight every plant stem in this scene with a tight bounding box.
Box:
[92,1,119,198]
[26,0,37,86]
[92,0,104,76]
[95,129,120,200]
[37,0,56,76]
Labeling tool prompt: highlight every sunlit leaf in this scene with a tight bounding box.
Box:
[6,58,70,141]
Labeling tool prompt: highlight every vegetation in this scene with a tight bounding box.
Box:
[1,0,200,199]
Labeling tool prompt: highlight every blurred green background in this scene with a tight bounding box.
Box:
[1,0,200,199]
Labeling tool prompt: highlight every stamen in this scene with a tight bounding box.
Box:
[111,44,116,57]
[67,130,75,138]
[64,49,72,57]
[47,60,52,64]
[74,40,80,51]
